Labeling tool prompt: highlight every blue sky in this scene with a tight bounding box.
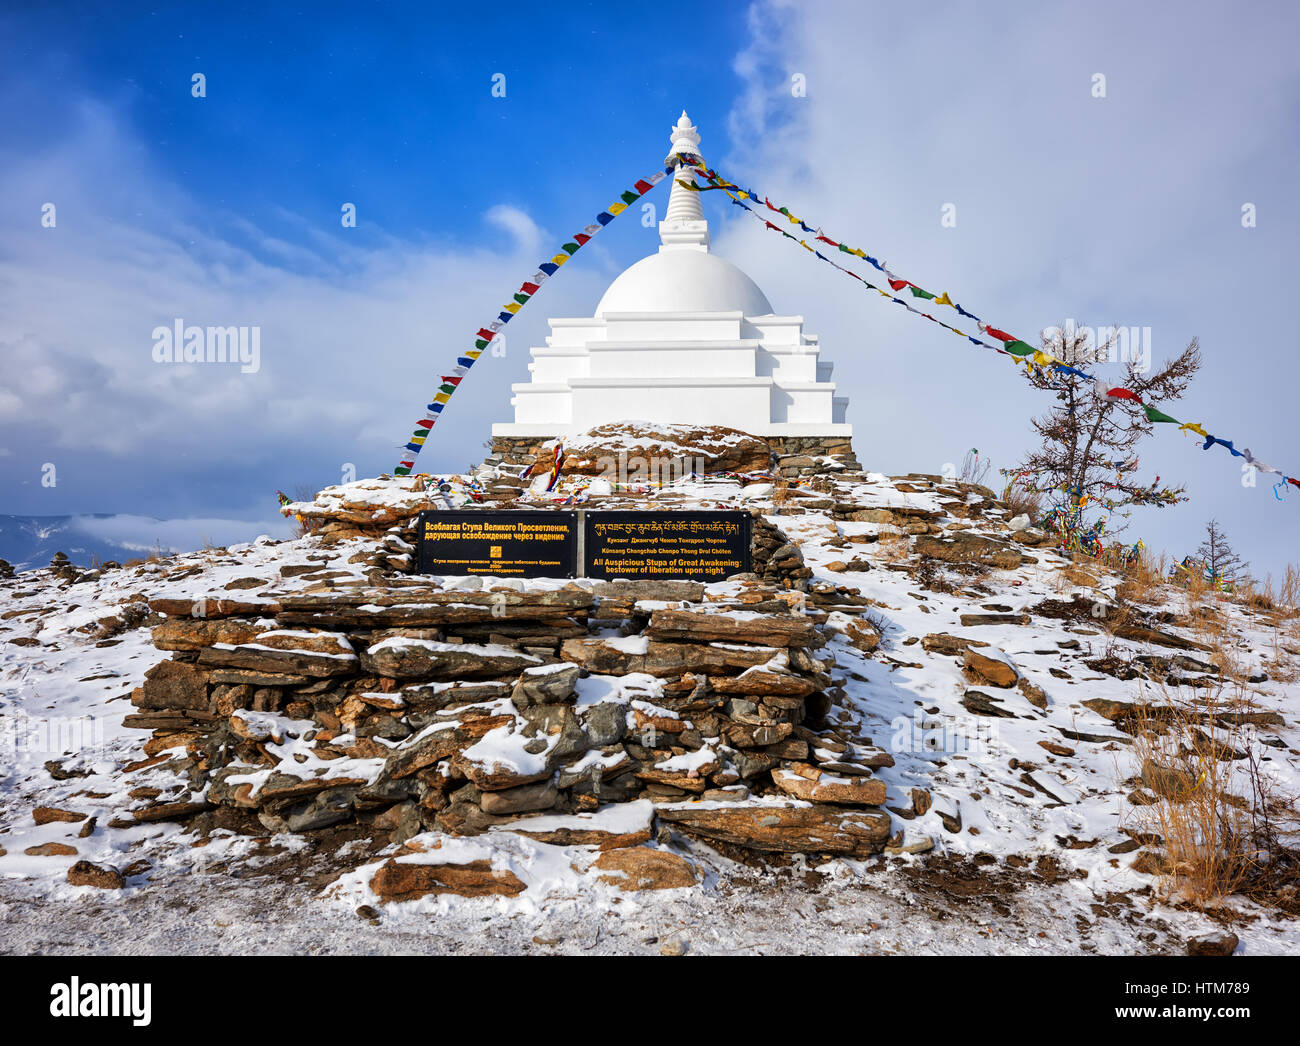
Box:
[2,1,1298,577]
[4,2,747,247]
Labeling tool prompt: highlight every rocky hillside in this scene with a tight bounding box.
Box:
[1,443,1297,953]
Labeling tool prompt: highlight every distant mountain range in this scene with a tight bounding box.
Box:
[0,515,181,572]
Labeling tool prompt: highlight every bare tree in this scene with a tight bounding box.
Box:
[1007,322,1201,525]
[958,448,991,487]
[1195,519,1250,584]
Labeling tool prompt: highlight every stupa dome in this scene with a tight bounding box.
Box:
[595,249,774,316]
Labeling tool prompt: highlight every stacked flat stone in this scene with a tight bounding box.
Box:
[126,571,894,858]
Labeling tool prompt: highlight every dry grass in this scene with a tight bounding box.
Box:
[1280,565,1300,615]
[288,483,322,538]
[1126,601,1300,909]
[1047,553,1109,598]
[1050,545,1300,906]
[119,542,173,570]
[1240,564,1300,633]
[1130,687,1255,905]
[1262,614,1300,684]
[874,531,910,565]
[1114,550,1169,607]
[958,449,992,487]
[772,479,793,514]
[1001,482,1044,522]
[1063,554,1104,590]
[1231,564,1300,685]
[1175,583,1258,686]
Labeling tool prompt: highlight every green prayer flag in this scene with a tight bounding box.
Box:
[1143,405,1180,424]
[1002,340,1035,356]
[908,286,936,300]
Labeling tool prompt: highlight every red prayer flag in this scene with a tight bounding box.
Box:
[1106,387,1143,403]
[888,278,910,291]
[984,326,1014,342]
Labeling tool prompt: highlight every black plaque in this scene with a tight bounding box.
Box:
[416,510,577,578]
[584,510,751,581]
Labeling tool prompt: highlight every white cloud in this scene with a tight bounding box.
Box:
[712,0,1300,574]
[0,97,612,502]
[484,204,543,256]
[0,387,23,421]
[70,514,290,553]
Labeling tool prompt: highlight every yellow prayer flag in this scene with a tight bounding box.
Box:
[433,393,450,404]
[504,302,522,314]
[934,292,953,306]
[607,202,626,215]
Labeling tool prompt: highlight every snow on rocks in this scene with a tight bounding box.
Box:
[361,637,541,680]
[963,644,1019,688]
[1,449,1298,951]
[98,528,885,863]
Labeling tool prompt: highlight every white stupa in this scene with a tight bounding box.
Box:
[491,111,851,440]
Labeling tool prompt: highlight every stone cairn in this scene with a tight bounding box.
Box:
[126,497,897,859]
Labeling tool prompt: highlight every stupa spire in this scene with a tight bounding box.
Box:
[660,109,710,251]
